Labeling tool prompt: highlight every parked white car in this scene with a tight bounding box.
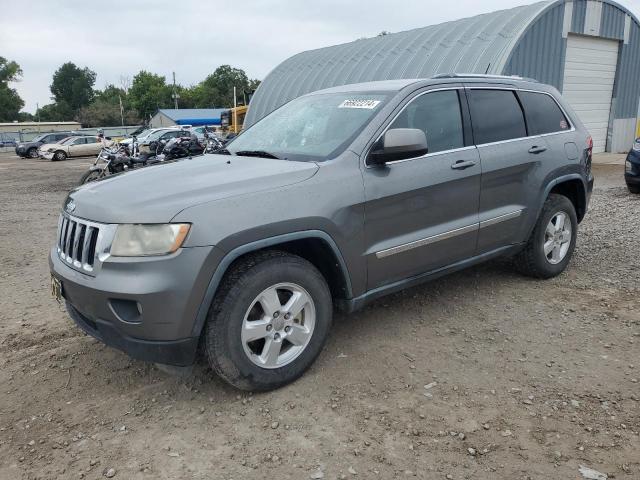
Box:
[39,136,103,161]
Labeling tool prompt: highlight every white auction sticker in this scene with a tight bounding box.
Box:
[338,99,381,109]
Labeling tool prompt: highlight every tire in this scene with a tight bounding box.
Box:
[27,147,38,158]
[628,184,640,194]
[53,150,67,161]
[79,169,104,185]
[204,250,332,391]
[514,194,578,279]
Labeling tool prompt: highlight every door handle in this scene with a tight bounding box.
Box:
[451,160,476,170]
[528,146,547,154]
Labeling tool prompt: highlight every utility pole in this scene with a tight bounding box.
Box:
[36,103,41,124]
[118,95,124,126]
[233,86,237,134]
[172,72,179,110]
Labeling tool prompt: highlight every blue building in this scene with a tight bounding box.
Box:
[150,108,227,128]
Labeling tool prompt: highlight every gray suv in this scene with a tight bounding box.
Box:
[50,75,594,391]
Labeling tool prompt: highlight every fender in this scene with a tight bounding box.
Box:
[531,173,587,228]
[190,230,352,337]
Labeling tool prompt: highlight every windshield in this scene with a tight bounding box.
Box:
[33,134,48,143]
[227,92,390,161]
[135,129,152,139]
[59,137,76,145]
[147,130,172,141]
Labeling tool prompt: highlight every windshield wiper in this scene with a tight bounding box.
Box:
[215,148,232,155]
[234,150,280,159]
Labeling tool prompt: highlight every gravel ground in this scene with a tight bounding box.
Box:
[0,152,638,480]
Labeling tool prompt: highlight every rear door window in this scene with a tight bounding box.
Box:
[389,90,464,154]
[518,91,570,135]
[468,89,526,144]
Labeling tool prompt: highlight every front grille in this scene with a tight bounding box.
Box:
[57,215,101,273]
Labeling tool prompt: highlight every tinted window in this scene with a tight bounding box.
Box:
[468,90,526,144]
[389,90,464,154]
[518,91,570,135]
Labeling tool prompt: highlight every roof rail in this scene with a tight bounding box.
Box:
[432,73,538,82]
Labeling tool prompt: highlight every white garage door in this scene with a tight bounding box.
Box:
[562,34,619,153]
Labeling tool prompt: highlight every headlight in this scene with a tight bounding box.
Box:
[110,224,190,257]
[633,139,640,152]
[626,161,633,173]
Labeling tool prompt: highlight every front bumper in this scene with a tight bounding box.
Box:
[15,146,26,156]
[42,151,55,160]
[50,244,223,366]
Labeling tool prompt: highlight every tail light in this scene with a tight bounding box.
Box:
[585,135,593,175]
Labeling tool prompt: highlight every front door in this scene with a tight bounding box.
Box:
[363,88,481,290]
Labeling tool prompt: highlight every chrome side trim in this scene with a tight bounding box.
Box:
[375,223,478,259]
[479,209,524,229]
[375,209,525,259]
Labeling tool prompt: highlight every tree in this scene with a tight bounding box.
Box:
[77,84,139,127]
[0,57,25,122]
[191,65,259,108]
[50,62,96,115]
[128,71,173,120]
[37,102,71,122]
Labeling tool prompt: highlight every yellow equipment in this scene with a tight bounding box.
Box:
[220,105,248,135]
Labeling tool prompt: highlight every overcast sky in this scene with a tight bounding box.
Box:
[3,0,640,113]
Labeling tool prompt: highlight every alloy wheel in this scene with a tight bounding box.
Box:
[544,211,572,264]
[241,282,316,369]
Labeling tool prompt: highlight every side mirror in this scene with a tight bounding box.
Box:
[368,128,428,166]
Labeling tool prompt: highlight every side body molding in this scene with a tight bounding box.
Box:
[190,230,352,337]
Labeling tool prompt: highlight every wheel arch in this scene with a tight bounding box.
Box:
[541,174,588,223]
[190,230,353,338]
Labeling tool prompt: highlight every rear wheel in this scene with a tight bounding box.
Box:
[514,194,578,278]
[204,250,332,391]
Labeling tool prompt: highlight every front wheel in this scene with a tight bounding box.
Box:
[204,251,332,391]
[27,147,39,158]
[628,183,640,194]
[53,150,67,161]
[79,169,105,185]
[514,194,578,278]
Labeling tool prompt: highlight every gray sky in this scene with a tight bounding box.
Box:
[3,0,640,113]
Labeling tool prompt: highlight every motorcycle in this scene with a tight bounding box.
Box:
[203,129,226,153]
[78,143,165,185]
[162,132,205,160]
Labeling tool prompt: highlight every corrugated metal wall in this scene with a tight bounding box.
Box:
[503,0,640,151]
[503,3,566,88]
[247,0,640,151]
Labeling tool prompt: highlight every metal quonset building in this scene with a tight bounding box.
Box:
[246,0,640,153]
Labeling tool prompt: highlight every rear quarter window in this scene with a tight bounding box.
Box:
[468,89,526,144]
[518,91,570,135]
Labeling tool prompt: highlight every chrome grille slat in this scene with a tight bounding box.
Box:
[81,226,93,265]
[71,223,83,264]
[64,221,75,258]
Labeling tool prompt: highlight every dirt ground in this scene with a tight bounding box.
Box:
[0,151,638,480]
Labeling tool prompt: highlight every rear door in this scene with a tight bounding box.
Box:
[84,137,102,154]
[363,87,481,290]
[467,87,551,253]
[67,137,87,157]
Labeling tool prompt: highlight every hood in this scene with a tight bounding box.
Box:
[66,154,319,223]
